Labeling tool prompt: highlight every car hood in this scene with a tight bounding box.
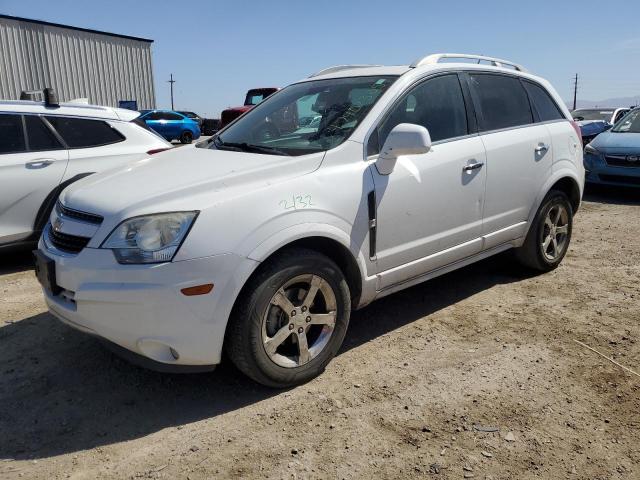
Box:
[591,131,640,153]
[577,120,609,136]
[60,147,324,218]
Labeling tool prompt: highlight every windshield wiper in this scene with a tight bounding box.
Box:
[215,139,290,156]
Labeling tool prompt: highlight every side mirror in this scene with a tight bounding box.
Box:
[375,123,431,175]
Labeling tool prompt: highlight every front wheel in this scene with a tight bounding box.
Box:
[180,131,193,144]
[514,190,573,272]
[225,248,351,388]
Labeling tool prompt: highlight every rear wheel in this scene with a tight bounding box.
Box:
[180,131,193,144]
[225,248,351,387]
[514,190,573,272]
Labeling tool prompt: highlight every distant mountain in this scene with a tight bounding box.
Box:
[566,96,640,110]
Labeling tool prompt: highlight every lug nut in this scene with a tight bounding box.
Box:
[298,327,304,333]
[306,316,311,323]
[291,310,296,316]
[289,324,294,330]
[301,306,307,312]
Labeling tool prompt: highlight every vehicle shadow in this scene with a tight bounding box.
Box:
[583,184,640,206]
[0,252,531,460]
[0,249,36,275]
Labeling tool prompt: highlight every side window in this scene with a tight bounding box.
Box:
[25,115,63,151]
[143,112,161,120]
[162,112,183,121]
[46,117,124,148]
[469,74,533,131]
[523,81,564,122]
[0,114,26,153]
[373,74,468,154]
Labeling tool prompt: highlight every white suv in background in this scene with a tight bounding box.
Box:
[0,92,171,248]
[36,54,584,387]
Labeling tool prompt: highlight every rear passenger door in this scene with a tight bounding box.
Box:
[0,114,68,244]
[45,116,136,184]
[467,73,553,246]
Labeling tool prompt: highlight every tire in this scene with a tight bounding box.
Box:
[225,248,351,388]
[514,190,573,272]
[180,131,193,144]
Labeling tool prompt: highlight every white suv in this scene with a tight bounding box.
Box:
[36,54,584,387]
[0,92,171,249]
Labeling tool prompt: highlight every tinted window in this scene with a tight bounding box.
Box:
[523,82,564,122]
[46,117,124,148]
[470,74,533,131]
[0,114,26,153]
[25,115,63,151]
[376,74,468,151]
[161,112,183,121]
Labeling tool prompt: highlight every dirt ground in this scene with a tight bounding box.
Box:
[0,186,638,480]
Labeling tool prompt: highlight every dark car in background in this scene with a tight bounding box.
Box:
[139,110,201,144]
[219,87,279,128]
[572,107,631,146]
[178,110,204,128]
[583,108,640,187]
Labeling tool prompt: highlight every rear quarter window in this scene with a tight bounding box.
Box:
[469,73,533,131]
[25,115,64,151]
[523,81,565,122]
[46,116,125,148]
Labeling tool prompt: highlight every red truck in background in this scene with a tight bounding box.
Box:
[219,87,279,128]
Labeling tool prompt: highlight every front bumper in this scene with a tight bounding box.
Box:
[584,153,640,187]
[38,240,258,367]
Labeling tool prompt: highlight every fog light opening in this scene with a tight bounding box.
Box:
[170,347,180,360]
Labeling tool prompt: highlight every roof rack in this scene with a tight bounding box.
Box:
[19,87,60,107]
[308,64,382,78]
[410,53,528,72]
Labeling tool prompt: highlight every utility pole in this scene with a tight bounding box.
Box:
[572,73,578,111]
[168,74,176,110]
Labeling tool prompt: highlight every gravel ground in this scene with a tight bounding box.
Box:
[0,186,638,480]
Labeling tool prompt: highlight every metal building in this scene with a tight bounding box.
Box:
[0,14,155,109]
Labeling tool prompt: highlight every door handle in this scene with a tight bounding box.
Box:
[463,161,484,173]
[26,159,54,169]
[535,143,549,154]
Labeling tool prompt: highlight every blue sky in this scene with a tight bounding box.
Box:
[2,0,639,116]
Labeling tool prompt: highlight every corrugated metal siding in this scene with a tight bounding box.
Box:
[0,17,155,109]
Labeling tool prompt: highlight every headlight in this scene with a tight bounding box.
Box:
[584,143,600,156]
[101,212,198,264]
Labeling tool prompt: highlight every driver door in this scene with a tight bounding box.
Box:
[369,74,487,289]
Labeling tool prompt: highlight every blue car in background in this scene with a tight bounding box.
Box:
[139,110,201,144]
[583,108,640,188]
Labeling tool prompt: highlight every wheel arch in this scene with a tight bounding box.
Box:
[33,172,95,233]
[523,171,583,241]
[246,233,365,308]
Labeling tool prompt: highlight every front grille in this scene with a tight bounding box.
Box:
[56,201,103,225]
[604,155,640,168]
[48,227,91,253]
[599,174,640,186]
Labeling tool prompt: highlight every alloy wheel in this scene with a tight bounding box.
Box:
[262,274,337,368]
[541,204,569,261]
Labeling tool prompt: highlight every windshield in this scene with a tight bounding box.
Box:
[572,109,614,122]
[612,109,640,133]
[212,76,398,156]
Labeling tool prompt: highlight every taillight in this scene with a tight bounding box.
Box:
[570,120,582,140]
[147,148,171,155]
